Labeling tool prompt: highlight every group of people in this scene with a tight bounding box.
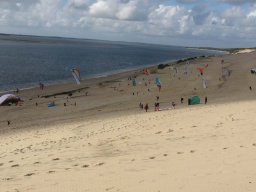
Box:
[139,95,208,113]
[139,102,149,112]
[39,83,45,90]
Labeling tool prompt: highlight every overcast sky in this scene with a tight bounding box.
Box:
[0,0,256,48]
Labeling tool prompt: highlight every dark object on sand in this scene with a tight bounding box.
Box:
[144,104,149,112]
[0,94,21,106]
[188,96,200,105]
[158,64,169,69]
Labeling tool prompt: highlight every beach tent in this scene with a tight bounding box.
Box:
[0,94,20,106]
[188,96,200,105]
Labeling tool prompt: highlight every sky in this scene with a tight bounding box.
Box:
[0,0,256,48]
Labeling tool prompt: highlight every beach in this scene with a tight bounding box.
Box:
[1,50,256,191]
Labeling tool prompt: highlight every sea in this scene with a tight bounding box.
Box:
[0,35,225,92]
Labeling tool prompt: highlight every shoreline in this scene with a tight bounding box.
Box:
[0,52,225,94]
[1,50,255,131]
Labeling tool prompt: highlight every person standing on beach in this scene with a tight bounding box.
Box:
[157,85,161,92]
[144,104,149,112]
[139,102,143,110]
[7,120,10,126]
[205,96,208,104]
[171,102,176,109]
[249,86,252,91]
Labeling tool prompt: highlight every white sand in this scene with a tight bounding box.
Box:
[235,49,255,54]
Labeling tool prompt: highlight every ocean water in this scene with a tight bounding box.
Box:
[0,35,224,91]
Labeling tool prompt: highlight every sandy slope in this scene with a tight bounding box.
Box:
[1,101,256,192]
[1,51,256,191]
[1,51,256,130]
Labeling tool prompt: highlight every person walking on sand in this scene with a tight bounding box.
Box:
[139,102,143,110]
[154,103,157,111]
[144,104,149,112]
[249,86,252,91]
[171,102,176,109]
[205,96,208,104]
[7,120,10,126]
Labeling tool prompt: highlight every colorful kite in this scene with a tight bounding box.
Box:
[197,67,205,76]
[71,68,81,85]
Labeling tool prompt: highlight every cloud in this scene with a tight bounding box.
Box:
[0,0,256,47]
[176,0,201,4]
[217,0,256,5]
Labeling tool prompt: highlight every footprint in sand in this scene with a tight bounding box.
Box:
[34,162,40,164]
[2,177,13,181]
[73,164,79,167]
[0,163,4,166]
[190,150,195,153]
[105,187,115,191]
[48,171,55,174]
[155,131,162,134]
[11,164,19,167]
[163,154,168,157]
[24,173,35,177]
[177,152,184,154]
[82,165,89,168]
[149,156,155,159]
[167,129,174,133]
[52,158,60,161]
[96,162,104,166]
[252,143,256,146]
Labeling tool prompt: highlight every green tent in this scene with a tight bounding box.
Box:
[188,96,200,105]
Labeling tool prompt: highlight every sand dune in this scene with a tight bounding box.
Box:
[1,101,256,191]
[1,51,256,191]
